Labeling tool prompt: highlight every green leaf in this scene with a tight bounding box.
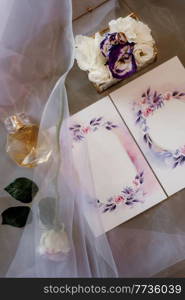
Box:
[4,177,39,203]
[1,206,32,228]
[38,197,56,228]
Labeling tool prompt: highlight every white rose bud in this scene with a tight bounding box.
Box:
[38,226,70,261]
[134,43,154,67]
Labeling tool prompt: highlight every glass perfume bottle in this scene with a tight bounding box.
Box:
[4,113,52,168]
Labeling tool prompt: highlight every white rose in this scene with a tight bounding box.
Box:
[38,227,70,261]
[75,32,111,84]
[135,21,154,45]
[134,43,154,67]
[75,33,106,73]
[109,16,154,45]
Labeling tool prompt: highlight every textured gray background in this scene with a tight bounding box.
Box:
[1,0,185,277]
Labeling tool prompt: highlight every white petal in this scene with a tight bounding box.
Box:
[88,66,111,84]
[75,35,96,71]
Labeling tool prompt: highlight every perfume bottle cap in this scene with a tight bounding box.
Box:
[4,113,32,134]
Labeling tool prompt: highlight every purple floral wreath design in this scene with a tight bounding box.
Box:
[97,171,145,213]
[133,88,185,168]
[69,117,118,142]
[70,117,145,212]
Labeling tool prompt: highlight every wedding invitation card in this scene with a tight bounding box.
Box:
[111,56,185,196]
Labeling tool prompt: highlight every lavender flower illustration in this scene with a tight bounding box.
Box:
[70,117,118,142]
[97,171,145,213]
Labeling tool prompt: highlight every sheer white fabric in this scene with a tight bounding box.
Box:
[4,0,118,277]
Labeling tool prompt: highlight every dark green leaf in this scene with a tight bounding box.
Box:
[38,197,56,228]
[4,177,39,203]
[1,206,32,228]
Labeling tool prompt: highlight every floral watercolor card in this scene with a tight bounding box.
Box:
[70,97,166,236]
[110,56,185,196]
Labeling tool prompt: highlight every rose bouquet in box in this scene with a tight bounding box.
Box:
[75,13,157,92]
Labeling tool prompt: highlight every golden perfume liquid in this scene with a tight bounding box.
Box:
[5,113,51,168]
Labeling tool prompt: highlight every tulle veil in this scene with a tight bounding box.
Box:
[4,0,118,277]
